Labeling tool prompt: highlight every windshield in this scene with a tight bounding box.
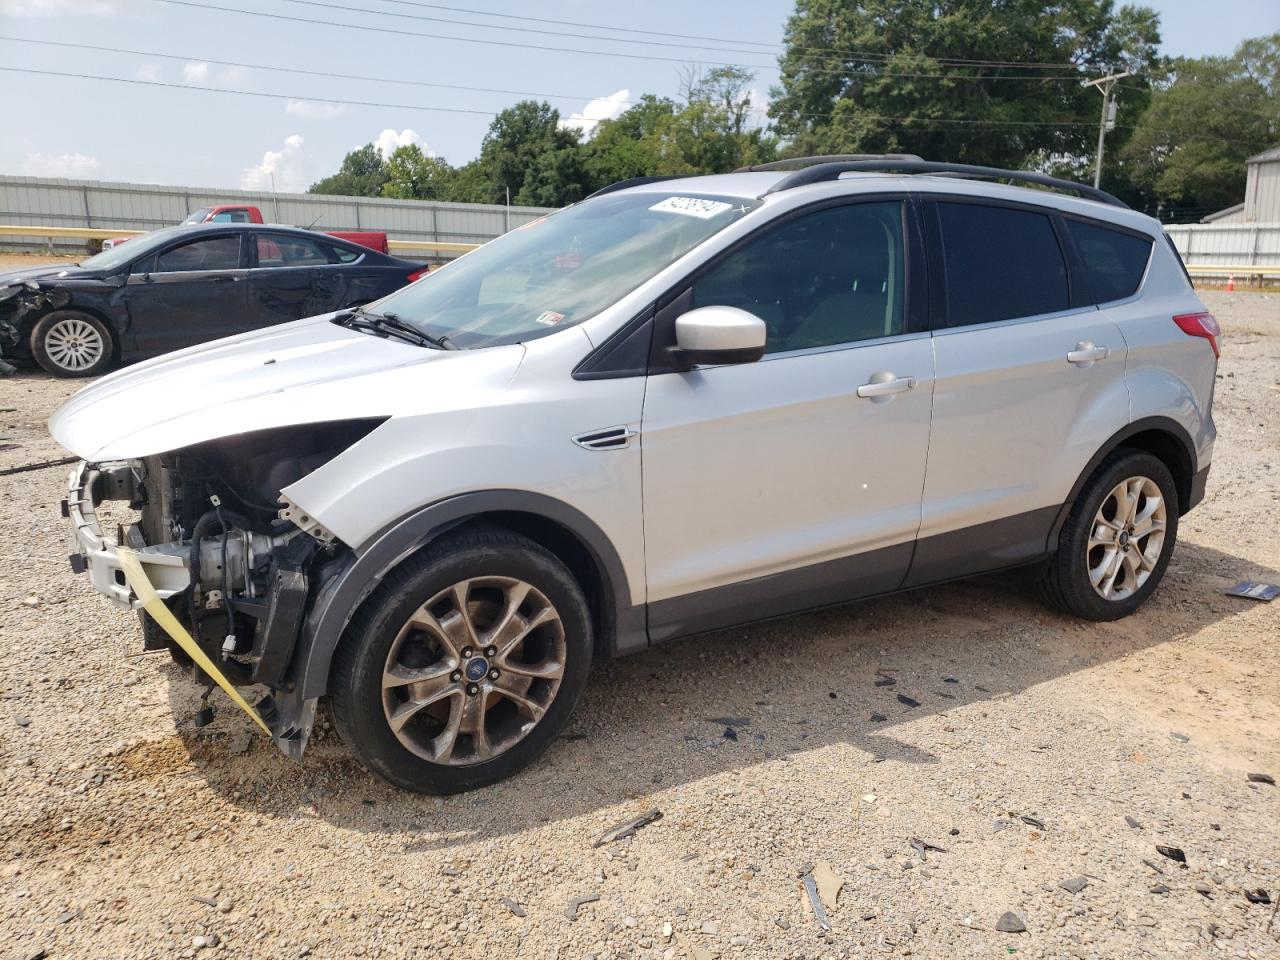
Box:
[78,226,196,273]
[369,192,759,348]
[181,207,213,225]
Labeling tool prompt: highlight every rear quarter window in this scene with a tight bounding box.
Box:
[1066,219,1153,304]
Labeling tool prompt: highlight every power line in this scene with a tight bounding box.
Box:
[319,0,1108,72]
[152,0,1103,77]
[0,35,1105,93]
[0,64,1149,133]
[0,35,632,105]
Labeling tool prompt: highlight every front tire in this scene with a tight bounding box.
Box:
[330,527,593,793]
[1038,450,1179,621]
[31,310,113,377]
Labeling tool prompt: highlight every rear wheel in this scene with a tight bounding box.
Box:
[1037,450,1179,620]
[330,527,592,793]
[31,310,113,377]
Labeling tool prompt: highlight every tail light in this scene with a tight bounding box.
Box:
[1173,312,1220,359]
[406,268,429,283]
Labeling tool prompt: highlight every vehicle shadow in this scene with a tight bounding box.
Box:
[164,538,1276,846]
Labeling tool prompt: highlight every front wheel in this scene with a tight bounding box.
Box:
[330,527,593,793]
[1037,450,1179,621]
[31,310,114,377]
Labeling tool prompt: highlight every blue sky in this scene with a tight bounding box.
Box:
[0,0,1274,192]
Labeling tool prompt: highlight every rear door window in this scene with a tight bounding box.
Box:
[937,202,1069,326]
[1065,219,1153,303]
[255,234,332,267]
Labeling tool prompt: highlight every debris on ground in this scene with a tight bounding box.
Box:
[1125,815,1143,829]
[1224,581,1279,602]
[1243,888,1271,905]
[593,808,662,847]
[909,837,946,861]
[1150,884,1170,895]
[1059,876,1089,894]
[1018,814,1046,830]
[722,727,738,741]
[1247,772,1275,785]
[564,893,599,921]
[896,693,921,708]
[800,868,832,931]
[870,712,887,722]
[1170,731,1190,742]
[501,897,525,917]
[995,911,1027,933]
[810,861,843,910]
[1155,845,1188,866]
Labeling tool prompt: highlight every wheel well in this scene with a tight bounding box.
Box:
[1116,429,1194,514]
[448,511,617,660]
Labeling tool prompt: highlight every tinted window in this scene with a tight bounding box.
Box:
[331,245,363,264]
[256,234,330,267]
[1066,219,1152,303]
[938,203,1068,326]
[153,235,241,273]
[209,210,249,223]
[692,202,905,354]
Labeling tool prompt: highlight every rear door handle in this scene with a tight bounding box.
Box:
[1067,342,1109,365]
[857,373,916,399]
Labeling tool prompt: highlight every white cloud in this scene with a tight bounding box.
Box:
[181,61,248,87]
[0,0,117,15]
[135,62,162,82]
[747,88,770,126]
[373,128,427,158]
[240,135,308,193]
[560,88,630,137]
[286,100,349,120]
[22,152,99,178]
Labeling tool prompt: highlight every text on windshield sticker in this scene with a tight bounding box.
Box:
[648,196,735,219]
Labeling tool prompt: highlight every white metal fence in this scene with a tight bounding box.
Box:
[1164,222,1280,269]
[0,175,554,254]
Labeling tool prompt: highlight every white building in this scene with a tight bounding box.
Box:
[1202,146,1280,223]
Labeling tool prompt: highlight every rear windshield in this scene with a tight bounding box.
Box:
[1066,219,1154,303]
[369,192,759,349]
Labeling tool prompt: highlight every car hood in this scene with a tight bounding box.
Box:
[0,263,97,287]
[49,313,526,461]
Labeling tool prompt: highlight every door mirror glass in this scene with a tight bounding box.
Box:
[671,305,766,369]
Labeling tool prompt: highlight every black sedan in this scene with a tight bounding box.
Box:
[0,224,427,377]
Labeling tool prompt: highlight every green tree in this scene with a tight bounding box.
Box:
[768,0,1162,171]
[308,143,389,196]
[1121,35,1279,219]
[380,145,454,200]
[475,100,587,206]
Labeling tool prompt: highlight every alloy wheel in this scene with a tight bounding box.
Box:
[1086,475,1168,601]
[381,576,566,765]
[44,316,105,373]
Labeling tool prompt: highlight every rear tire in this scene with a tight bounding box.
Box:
[31,310,113,377]
[330,526,593,793]
[1037,450,1179,621]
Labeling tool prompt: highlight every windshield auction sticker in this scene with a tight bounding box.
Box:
[648,196,735,219]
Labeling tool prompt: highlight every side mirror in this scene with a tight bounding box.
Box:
[669,305,766,370]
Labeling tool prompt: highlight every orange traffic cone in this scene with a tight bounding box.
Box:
[1226,274,1235,292]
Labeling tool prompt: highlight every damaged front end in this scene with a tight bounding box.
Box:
[64,419,384,758]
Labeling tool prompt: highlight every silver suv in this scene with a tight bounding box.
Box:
[51,158,1218,793]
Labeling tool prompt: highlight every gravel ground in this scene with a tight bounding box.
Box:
[1,288,1277,960]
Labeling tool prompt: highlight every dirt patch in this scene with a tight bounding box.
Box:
[0,292,1276,959]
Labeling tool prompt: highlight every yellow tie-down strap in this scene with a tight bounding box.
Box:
[117,547,271,736]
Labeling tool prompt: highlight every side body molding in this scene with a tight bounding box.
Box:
[289,489,644,703]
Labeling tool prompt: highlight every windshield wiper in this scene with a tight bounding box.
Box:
[338,307,456,350]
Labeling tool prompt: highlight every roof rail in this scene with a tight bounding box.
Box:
[584,175,687,200]
[762,158,1128,208]
[736,153,923,172]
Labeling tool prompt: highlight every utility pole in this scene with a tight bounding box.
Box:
[1084,71,1132,189]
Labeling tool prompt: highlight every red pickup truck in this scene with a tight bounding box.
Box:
[102,205,391,254]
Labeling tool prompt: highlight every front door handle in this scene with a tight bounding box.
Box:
[1067,341,1109,365]
[857,372,916,400]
